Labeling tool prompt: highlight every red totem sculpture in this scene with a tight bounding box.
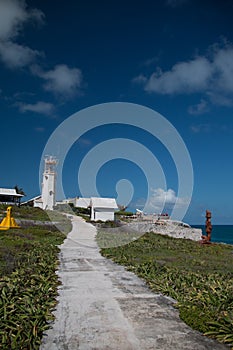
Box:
[201,210,212,244]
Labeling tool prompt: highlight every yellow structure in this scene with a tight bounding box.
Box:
[0,206,20,230]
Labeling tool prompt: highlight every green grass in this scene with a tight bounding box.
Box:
[96,230,143,248]
[98,231,233,347]
[0,204,50,221]
[0,206,70,349]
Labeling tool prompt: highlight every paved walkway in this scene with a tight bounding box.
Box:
[40,216,229,350]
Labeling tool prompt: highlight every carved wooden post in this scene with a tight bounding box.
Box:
[205,210,212,242]
[201,210,212,243]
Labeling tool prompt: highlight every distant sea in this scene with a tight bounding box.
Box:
[193,225,233,245]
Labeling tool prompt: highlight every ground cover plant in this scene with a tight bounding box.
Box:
[0,204,50,222]
[0,206,70,349]
[98,231,233,348]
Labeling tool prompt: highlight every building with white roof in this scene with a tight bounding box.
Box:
[75,197,91,208]
[0,188,24,206]
[55,196,118,221]
[90,197,118,222]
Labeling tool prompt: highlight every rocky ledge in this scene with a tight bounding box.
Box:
[126,220,202,241]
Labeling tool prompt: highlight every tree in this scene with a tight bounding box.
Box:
[14,185,26,196]
[117,204,128,211]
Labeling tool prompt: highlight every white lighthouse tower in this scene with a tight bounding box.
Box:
[41,156,58,210]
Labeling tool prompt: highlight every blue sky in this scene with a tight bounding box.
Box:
[1,0,233,224]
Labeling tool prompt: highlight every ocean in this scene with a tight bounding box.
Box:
[193,225,233,245]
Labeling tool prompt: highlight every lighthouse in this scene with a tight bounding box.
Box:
[41,156,58,210]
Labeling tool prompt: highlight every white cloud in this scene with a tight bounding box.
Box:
[147,188,188,212]
[190,125,200,133]
[0,1,84,103]
[0,41,40,68]
[188,99,209,115]
[132,74,147,84]
[142,55,161,67]
[31,64,83,98]
[190,123,211,133]
[0,0,44,68]
[135,42,233,111]
[207,92,233,107]
[144,57,212,94]
[214,47,233,92]
[18,101,55,115]
[0,0,27,40]
[0,0,44,40]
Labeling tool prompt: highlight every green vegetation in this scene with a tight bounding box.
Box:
[97,230,142,248]
[73,206,90,216]
[54,204,91,221]
[0,206,69,349]
[115,210,134,223]
[97,220,122,228]
[115,210,134,217]
[0,204,51,221]
[98,231,233,347]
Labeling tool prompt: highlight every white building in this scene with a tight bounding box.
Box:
[41,156,57,210]
[0,188,24,206]
[33,156,58,210]
[75,197,90,208]
[56,198,76,206]
[90,197,118,222]
[55,196,118,221]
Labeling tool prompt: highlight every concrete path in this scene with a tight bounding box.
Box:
[40,216,229,350]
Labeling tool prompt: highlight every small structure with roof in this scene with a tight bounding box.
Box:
[55,196,118,221]
[22,195,42,207]
[90,197,118,222]
[75,197,91,208]
[0,188,24,206]
[62,196,118,221]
